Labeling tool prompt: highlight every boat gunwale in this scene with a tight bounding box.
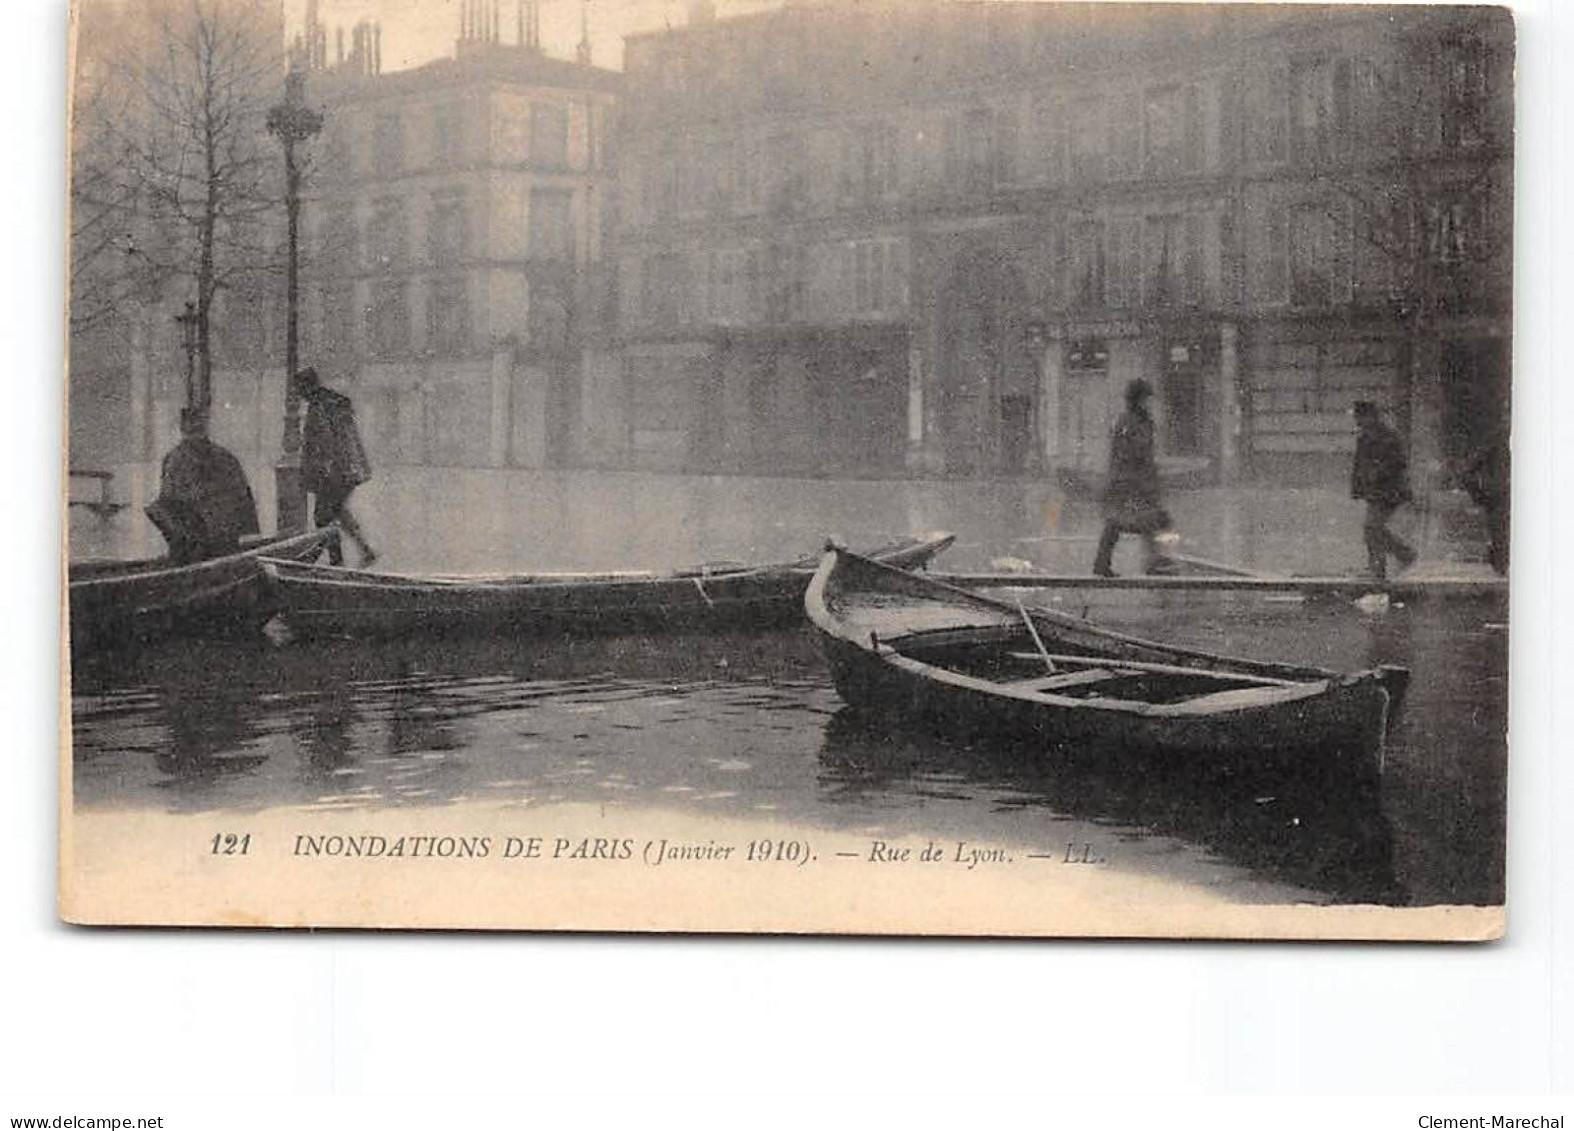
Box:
[805,546,1390,723]
[69,528,333,592]
[258,533,956,596]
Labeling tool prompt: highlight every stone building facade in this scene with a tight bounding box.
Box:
[607,2,1512,484]
[278,0,620,469]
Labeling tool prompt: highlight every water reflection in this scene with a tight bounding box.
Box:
[817,710,1403,906]
[67,589,1507,906]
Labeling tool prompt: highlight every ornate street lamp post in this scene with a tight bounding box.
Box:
[174,301,199,411]
[266,64,323,533]
[1024,319,1048,477]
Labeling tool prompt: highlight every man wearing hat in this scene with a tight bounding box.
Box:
[1093,378,1174,577]
[293,367,377,567]
[146,406,260,564]
[1350,400,1416,580]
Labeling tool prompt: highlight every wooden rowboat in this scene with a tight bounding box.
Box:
[68,527,335,655]
[805,545,1406,770]
[260,532,956,640]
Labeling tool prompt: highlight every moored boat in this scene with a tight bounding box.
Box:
[261,532,955,639]
[805,545,1405,770]
[69,527,335,655]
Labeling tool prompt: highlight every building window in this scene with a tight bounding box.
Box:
[1291,57,1351,165]
[428,189,469,267]
[848,240,902,315]
[651,154,679,221]
[1067,220,1105,307]
[1035,98,1068,185]
[766,243,807,322]
[367,278,409,358]
[769,134,807,216]
[710,249,746,323]
[1186,213,1207,304]
[945,108,994,194]
[319,202,358,266]
[1144,85,1204,177]
[1264,203,1289,304]
[1442,35,1488,148]
[992,105,1020,186]
[1109,91,1140,177]
[1255,64,1289,165]
[531,103,569,168]
[1143,214,1185,307]
[641,253,686,325]
[1290,204,1334,307]
[1105,217,1142,308]
[745,246,763,318]
[841,122,899,204]
[372,111,404,177]
[707,141,736,214]
[528,279,572,354]
[323,128,353,180]
[528,188,574,264]
[1070,101,1104,182]
[1432,195,1482,266]
[837,131,858,200]
[432,102,463,167]
[428,276,470,357]
[367,198,407,271]
[738,138,764,211]
[319,282,356,361]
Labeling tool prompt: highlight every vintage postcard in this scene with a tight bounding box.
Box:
[61,0,1510,938]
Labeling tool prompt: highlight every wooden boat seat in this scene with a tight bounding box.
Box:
[1002,668,1120,694]
[1165,684,1313,713]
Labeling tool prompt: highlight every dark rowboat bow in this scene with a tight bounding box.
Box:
[69,527,336,655]
[805,545,1404,774]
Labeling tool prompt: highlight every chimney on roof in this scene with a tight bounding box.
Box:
[577,0,592,65]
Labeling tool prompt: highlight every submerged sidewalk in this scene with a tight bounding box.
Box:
[66,463,1506,583]
[967,483,1503,583]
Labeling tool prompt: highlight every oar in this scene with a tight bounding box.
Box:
[1016,599,1056,674]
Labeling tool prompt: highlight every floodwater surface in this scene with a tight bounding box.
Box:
[68,467,1508,909]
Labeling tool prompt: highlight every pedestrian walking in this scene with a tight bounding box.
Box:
[146,406,260,565]
[1350,400,1416,580]
[1458,423,1509,576]
[293,367,377,567]
[1092,378,1175,577]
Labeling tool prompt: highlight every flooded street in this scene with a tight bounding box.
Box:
[68,466,1508,910]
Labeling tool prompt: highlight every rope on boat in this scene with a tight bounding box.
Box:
[691,576,715,608]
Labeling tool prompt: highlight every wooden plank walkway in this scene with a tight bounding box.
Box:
[929,571,1506,601]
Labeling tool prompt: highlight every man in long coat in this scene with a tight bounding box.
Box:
[1459,424,1509,576]
[1351,400,1417,580]
[1092,379,1173,577]
[294,367,377,566]
[146,407,260,564]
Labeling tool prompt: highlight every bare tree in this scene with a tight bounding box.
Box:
[80,0,285,409]
[69,1,162,336]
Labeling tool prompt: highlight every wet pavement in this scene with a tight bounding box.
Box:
[67,465,1508,908]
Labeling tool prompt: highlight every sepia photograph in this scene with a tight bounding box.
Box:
[61,0,1512,938]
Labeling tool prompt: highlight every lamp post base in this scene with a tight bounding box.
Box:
[275,459,307,534]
